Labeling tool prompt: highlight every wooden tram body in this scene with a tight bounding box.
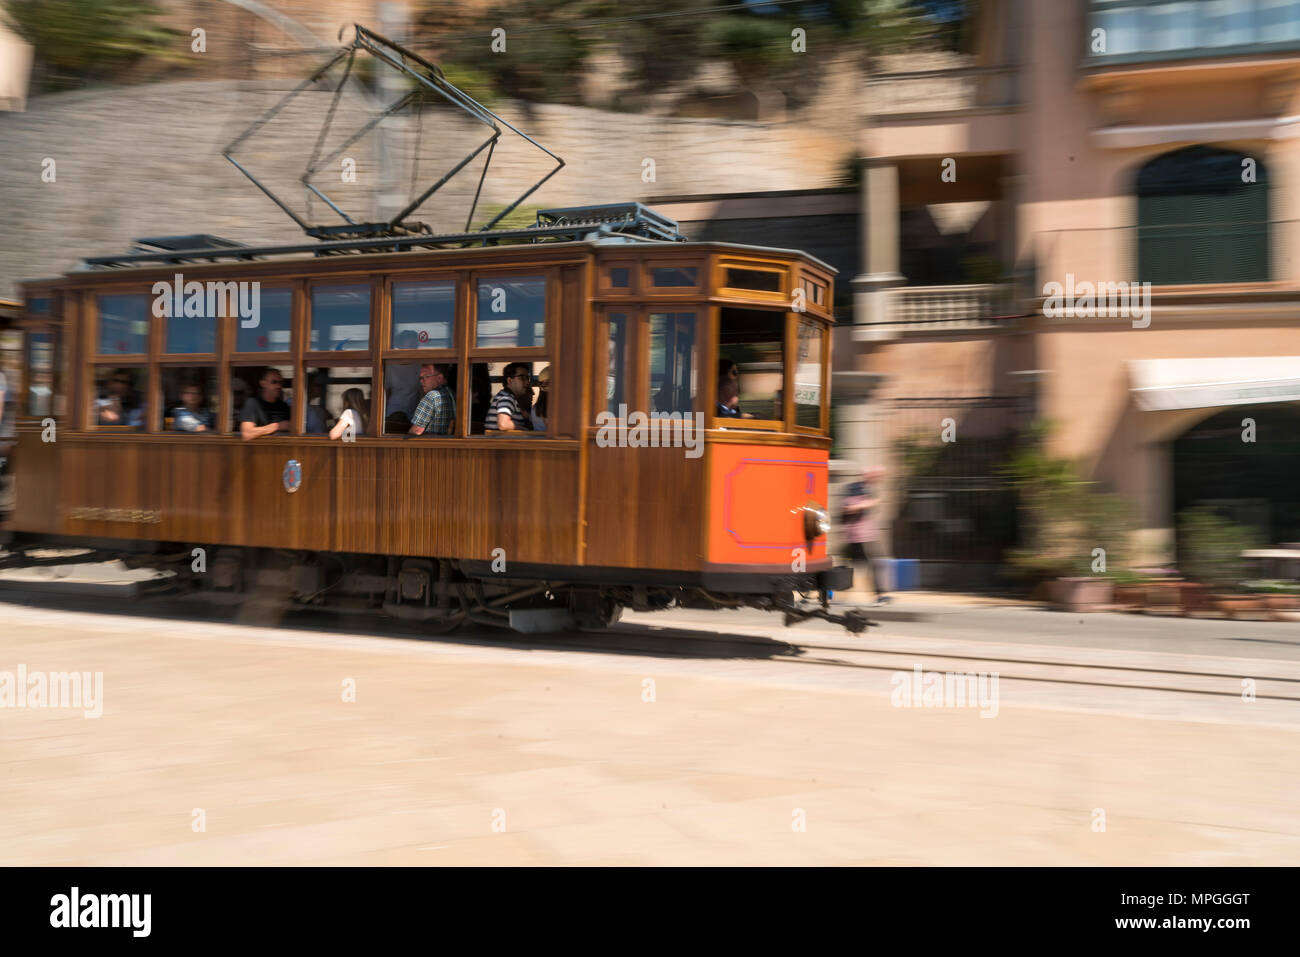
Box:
[4,231,864,631]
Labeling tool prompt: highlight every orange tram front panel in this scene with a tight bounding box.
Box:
[705,443,830,570]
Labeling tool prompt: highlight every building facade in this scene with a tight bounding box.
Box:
[849,0,1300,569]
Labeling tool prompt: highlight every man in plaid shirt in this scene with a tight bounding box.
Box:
[408,364,455,436]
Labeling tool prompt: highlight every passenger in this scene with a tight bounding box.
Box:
[239,367,291,440]
[529,366,550,431]
[97,369,144,427]
[469,363,492,434]
[329,387,369,440]
[716,378,749,419]
[305,373,329,434]
[408,363,455,436]
[485,362,531,432]
[386,331,422,422]
[231,379,250,426]
[172,383,213,432]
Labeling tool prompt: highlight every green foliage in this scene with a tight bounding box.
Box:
[1178,507,1264,591]
[1001,421,1136,581]
[4,0,185,91]
[414,0,940,106]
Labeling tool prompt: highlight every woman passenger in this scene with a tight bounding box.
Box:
[329,388,369,440]
[172,383,213,432]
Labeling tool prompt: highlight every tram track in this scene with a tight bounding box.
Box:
[3,580,1300,702]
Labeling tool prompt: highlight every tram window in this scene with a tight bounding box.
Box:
[27,297,51,316]
[482,361,548,434]
[384,360,458,435]
[724,267,782,293]
[718,307,785,424]
[391,280,454,350]
[605,313,628,415]
[794,320,825,430]
[91,366,148,430]
[609,267,629,288]
[306,366,373,437]
[161,368,218,433]
[648,312,697,416]
[476,276,545,348]
[803,277,827,307]
[231,365,293,433]
[650,266,698,288]
[97,294,149,356]
[25,331,54,418]
[1,328,21,436]
[235,287,292,353]
[310,284,371,352]
[165,309,217,354]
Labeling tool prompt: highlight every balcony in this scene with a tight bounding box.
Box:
[854,283,1020,340]
[864,64,1021,161]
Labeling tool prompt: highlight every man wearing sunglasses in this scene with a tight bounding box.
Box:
[239,367,292,440]
[485,363,532,432]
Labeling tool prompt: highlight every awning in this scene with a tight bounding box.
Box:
[1128,357,1300,411]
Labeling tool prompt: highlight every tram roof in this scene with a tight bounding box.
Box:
[25,237,836,288]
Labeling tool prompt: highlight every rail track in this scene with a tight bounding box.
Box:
[3,575,1300,703]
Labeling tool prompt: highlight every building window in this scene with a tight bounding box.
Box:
[1090,0,1300,61]
[1136,145,1269,284]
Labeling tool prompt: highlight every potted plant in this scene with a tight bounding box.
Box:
[1178,508,1265,617]
[1002,423,1135,612]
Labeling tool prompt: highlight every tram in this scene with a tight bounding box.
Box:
[0,28,868,634]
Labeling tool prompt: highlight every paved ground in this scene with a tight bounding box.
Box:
[1,582,1297,866]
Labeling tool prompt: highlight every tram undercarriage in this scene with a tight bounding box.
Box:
[1,539,871,634]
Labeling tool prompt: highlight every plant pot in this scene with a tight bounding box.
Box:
[1113,584,1146,609]
[1049,577,1114,613]
[1178,582,1212,617]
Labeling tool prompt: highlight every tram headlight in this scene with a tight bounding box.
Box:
[802,503,830,541]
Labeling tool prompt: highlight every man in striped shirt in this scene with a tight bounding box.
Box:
[408,364,455,436]
[485,363,532,432]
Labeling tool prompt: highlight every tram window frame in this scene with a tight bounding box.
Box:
[229,364,295,436]
[596,309,632,421]
[386,275,458,353]
[158,366,220,434]
[230,285,295,358]
[717,260,788,301]
[712,306,790,433]
[303,363,376,438]
[471,272,550,352]
[643,261,703,296]
[24,327,57,420]
[306,280,374,359]
[792,317,829,435]
[89,364,150,432]
[93,291,151,361]
[646,309,700,420]
[598,260,638,296]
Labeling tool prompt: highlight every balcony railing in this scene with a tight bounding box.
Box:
[1036,221,1284,290]
[866,66,1020,116]
[865,284,1019,336]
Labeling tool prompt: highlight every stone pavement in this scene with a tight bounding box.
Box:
[1,601,1296,866]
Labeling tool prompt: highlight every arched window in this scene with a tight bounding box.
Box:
[1136,146,1268,284]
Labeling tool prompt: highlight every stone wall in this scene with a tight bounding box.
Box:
[0,77,853,295]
